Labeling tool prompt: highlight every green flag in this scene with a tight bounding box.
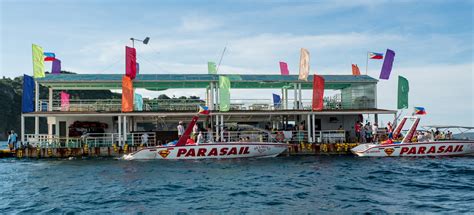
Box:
[397,76,409,109]
[208,62,217,74]
[32,44,45,78]
[219,76,230,112]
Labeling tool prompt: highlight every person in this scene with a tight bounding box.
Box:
[191,124,199,141]
[196,131,203,145]
[366,122,372,143]
[7,131,12,151]
[10,130,18,150]
[360,125,366,143]
[372,123,378,143]
[417,132,424,142]
[354,121,361,142]
[141,133,149,146]
[177,121,184,138]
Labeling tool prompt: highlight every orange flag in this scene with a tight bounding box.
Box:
[352,64,361,76]
[122,76,134,112]
[312,75,325,111]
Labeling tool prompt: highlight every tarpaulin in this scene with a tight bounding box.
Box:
[219,76,230,112]
[32,44,45,78]
[122,76,134,112]
[312,75,325,111]
[125,46,137,79]
[21,75,35,113]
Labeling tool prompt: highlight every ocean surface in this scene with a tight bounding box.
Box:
[0,141,473,213]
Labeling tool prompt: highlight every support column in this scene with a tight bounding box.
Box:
[123,115,127,143]
[35,81,39,135]
[298,83,302,109]
[48,88,53,111]
[312,114,316,143]
[307,114,312,143]
[293,83,297,109]
[21,115,25,142]
[215,114,219,141]
[209,82,214,110]
[215,82,220,110]
[220,115,224,142]
[118,115,122,146]
[284,88,288,110]
[375,114,379,125]
[281,88,285,110]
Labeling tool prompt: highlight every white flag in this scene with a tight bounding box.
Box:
[298,48,310,81]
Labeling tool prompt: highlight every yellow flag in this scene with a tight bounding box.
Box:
[298,48,310,81]
[32,44,45,78]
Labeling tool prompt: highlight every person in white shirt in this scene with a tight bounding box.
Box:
[141,133,149,146]
[177,121,184,138]
[196,131,203,145]
[372,123,378,142]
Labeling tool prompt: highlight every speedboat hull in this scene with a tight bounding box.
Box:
[351,141,474,157]
[123,142,288,160]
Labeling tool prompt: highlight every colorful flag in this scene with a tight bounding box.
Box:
[414,107,426,115]
[43,52,56,61]
[52,59,61,74]
[368,52,383,59]
[397,76,409,109]
[351,64,361,76]
[32,44,45,78]
[208,62,217,74]
[21,75,35,113]
[60,91,70,111]
[272,94,281,108]
[299,48,310,81]
[380,49,395,80]
[219,76,230,112]
[312,75,325,111]
[122,76,134,112]
[279,62,289,76]
[198,105,210,115]
[134,93,143,111]
[125,46,137,80]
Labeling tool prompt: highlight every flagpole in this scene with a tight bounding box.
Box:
[365,51,369,75]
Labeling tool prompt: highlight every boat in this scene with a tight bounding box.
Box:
[123,107,288,160]
[351,116,474,157]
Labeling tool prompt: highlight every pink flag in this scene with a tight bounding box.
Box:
[60,91,70,111]
[279,62,289,75]
[125,46,137,79]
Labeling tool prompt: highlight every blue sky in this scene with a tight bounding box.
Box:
[0,0,473,126]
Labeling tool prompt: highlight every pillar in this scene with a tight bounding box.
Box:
[215,114,219,141]
[209,82,214,110]
[307,114,312,142]
[375,114,379,125]
[312,114,316,143]
[293,83,297,109]
[35,81,39,135]
[123,115,127,143]
[118,115,122,146]
[284,88,288,109]
[220,115,224,142]
[48,88,53,111]
[215,82,219,110]
[21,115,25,142]
[298,83,302,109]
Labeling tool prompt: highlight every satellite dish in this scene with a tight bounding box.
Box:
[143,37,150,44]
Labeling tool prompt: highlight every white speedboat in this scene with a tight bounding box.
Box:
[124,108,288,160]
[351,116,474,157]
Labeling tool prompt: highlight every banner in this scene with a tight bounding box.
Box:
[21,75,35,113]
[397,76,409,109]
[60,91,70,111]
[379,49,395,80]
[351,64,361,76]
[279,62,289,76]
[52,59,61,74]
[208,62,217,74]
[32,44,45,78]
[125,46,137,79]
[298,48,310,81]
[122,76,134,112]
[219,76,230,112]
[312,75,325,111]
[134,93,143,111]
[272,94,281,108]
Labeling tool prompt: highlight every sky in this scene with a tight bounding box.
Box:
[0,0,473,126]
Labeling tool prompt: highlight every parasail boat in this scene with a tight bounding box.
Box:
[351,115,474,157]
[123,107,288,160]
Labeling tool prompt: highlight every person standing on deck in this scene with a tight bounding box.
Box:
[372,123,379,143]
[141,133,149,146]
[177,121,184,138]
[10,130,18,150]
[355,121,361,142]
[7,131,12,151]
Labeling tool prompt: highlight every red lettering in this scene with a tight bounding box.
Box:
[457,145,464,152]
[437,146,445,153]
[238,147,245,155]
[243,147,250,154]
[185,148,196,157]
[208,148,218,156]
[445,145,453,153]
[228,147,238,155]
[400,147,409,155]
[407,147,417,155]
[418,146,426,154]
[453,145,460,152]
[197,148,207,156]
[427,146,436,154]
[177,148,187,157]
[219,147,228,156]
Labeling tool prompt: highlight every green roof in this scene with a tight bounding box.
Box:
[37,74,378,90]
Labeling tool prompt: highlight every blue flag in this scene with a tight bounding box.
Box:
[272,93,281,108]
[22,74,35,113]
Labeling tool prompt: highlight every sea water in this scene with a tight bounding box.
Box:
[0,141,473,213]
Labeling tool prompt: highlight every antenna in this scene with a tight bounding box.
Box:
[216,44,227,73]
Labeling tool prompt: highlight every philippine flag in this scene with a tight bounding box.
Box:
[198,105,210,115]
[368,52,384,59]
[414,107,426,115]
